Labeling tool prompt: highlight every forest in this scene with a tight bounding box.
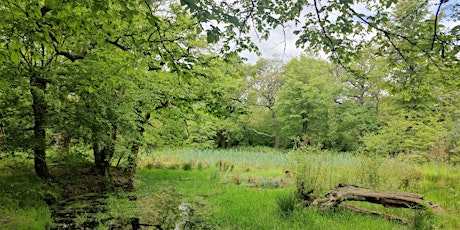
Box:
[0,0,459,229]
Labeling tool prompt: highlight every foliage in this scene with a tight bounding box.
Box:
[276,56,340,149]
[1,0,460,181]
[242,58,284,147]
[411,210,437,230]
[181,0,458,66]
[0,0,246,177]
[2,0,460,228]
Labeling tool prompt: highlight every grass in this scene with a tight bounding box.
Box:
[134,148,459,229]
[138,147,292,170]
[134,168,408,229]
[1,147,459,229]
[0,155,54,229]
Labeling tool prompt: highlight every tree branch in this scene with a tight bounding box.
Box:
[242,0,256,29]
[249,128,274,138]
[313,0,336,52]
[54,41,97,62]
[106,38,130,51]
[431,0,445,51]
[347,8,411,64]
[49,30,97,62]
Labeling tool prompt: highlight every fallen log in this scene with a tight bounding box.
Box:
[301,183,447,223]
[312,183,428,209]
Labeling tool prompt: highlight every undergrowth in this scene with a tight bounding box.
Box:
[1,148,459,229]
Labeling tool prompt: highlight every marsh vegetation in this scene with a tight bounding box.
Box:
[1,147,459,229]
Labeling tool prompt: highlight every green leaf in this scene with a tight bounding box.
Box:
[227,15,240,26]
[147,14,160,26]
[386,0,394,8]
[11,52,20,65]
[206,30,219,43]
[88,85,94,93]
[181,0,199,11]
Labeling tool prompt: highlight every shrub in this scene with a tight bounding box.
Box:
[182,162,193,171]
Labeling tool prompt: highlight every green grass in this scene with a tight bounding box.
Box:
[134,148,460,229]
[139,147,292,169]
[1,148,458,229]
[134,168,409,229]
[0,155,54,229]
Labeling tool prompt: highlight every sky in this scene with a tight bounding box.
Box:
[239,23,306,64]
[240,0,459,64]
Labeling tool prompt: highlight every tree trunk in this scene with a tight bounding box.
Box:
[129,143,140,175]
[30,74,50,179]
[93,143,114,176]
[301,113,308,134]
[274,134,280,148]
[217,130,230,148]
[125,107,154,190]
[92,119,117,176]
[271,109,279,148]
[93,88,123,176]
[128,111,150,177]
[300,184,446,223]
[312,184,428,209]
[55,133,71,155]
[93,142,104,176]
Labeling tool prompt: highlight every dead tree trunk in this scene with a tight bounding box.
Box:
[312,183,427,209]
[301,183,446,223]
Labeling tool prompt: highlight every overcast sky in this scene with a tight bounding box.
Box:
[240,0,459,64]
[240,24,305,64]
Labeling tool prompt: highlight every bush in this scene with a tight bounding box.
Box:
[182,162,193,171]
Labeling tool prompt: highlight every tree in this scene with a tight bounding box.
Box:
[321,47,387,150]
[243,58,284,148]
[336,47,388,113]
[277,55,339,148]
[183,55,247,148]
[181,0,458,67]
[0,0,216,178]
[358,0,458,155]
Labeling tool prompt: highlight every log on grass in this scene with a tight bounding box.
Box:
[312,183,428,209]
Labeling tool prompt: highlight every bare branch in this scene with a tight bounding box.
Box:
[249,128,274,138]
[431,0,445,50]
